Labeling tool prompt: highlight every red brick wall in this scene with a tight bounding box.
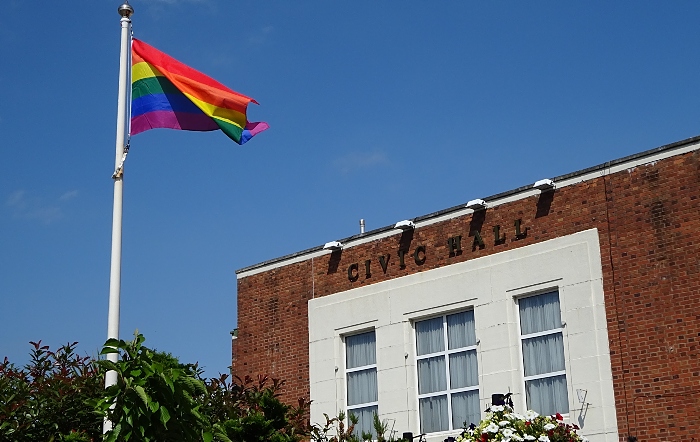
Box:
[233,149,700,441]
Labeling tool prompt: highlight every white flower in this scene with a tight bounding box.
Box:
[510,412,525,420]
[502,428,515,437]
[491,405,505,412]
[538,436,550,442]
[524,436,536,441]
[499,420,510,427]
[543,423,556,431]
[524,410,539,420]
[486,422,500,433]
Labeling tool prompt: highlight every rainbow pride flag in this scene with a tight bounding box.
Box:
[131,39,268,144]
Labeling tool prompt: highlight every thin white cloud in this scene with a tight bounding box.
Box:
[7,190,27,209]
[59,190,79,201]
[209,53,240,68]
[333,151,389,175]
[247,25,274,47]
[6,189,78,225]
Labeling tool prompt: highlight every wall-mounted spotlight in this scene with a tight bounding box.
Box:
[533,178,555,191]
[394,220,415,230]
[323,241,344,251]
[466,199,487,210]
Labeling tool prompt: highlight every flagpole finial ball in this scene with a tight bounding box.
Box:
[118,2,134,18]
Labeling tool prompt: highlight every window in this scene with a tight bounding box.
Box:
[518,291,569,415]
[345,331,378,438]
[415,311,479,434]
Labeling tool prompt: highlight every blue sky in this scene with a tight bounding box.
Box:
[1,1,699,377]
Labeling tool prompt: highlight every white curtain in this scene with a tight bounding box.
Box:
[525,375,569,415]
[417,356,446,394]
[448,350,478,389]
[519,292,568,415]
[451,390,480,429]
[416,317,444,355]
[347,369,378,406]
[417,312,479,434]
[447,311,476,349]
[348,405,378,439]
[346,331,378,436]
[346,331,376,369]
[522,333,565,377]
[519,291,562,335]
[419,395,448,433]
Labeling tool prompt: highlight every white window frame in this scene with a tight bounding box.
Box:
[415,311,479,433]
[344,330,378,434]
[516,290,569,415]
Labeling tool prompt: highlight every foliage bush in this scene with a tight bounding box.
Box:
[0,334,313,442]
[312,411,403,442]
[0,341,103,442]
[206,375,311,442]
[94,334,212,442]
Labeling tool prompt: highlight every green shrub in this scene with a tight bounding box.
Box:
[0,341,103,442]
[1,334,312,442]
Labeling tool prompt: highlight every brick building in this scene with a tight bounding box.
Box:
[233,136,700,442]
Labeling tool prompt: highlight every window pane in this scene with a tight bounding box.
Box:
[448,350,478,389]
[417,356,446,394]
[416,317,444,355]
[347,368,378,406]
[525,375,569,415]
[522,333,565,377]
[447,311,476,349]
[519,291,562,335]
[419,395,448,434]
[348,405,378,439]
[451,390,480,429]
[346,331,376,369]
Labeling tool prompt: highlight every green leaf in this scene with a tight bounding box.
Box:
[134,385,150,408]
[105,423,121,442]
[202,431,214,442]
[159,405,171,427]
[148,400,160,413]
[103,338,121,347]
[160,372,175,392]
[96,359,119,372]
[99,347,120,355]
[212,425,234,442]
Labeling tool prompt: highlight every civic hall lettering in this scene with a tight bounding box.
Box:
[346,218,529,282]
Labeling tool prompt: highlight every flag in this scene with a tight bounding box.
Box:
[131,39,269,144]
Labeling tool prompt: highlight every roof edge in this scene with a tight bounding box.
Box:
[236,134,700,276]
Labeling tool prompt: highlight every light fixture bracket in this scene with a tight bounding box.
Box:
[533,178,555,191]
[394,220,416,230]
[466,199,487,210]
[323,241,343,251]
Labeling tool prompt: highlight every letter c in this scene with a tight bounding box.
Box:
[348,263,359,282]
[414,246,426,265]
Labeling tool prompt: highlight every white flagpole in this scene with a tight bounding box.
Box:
[104,1,133,434]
